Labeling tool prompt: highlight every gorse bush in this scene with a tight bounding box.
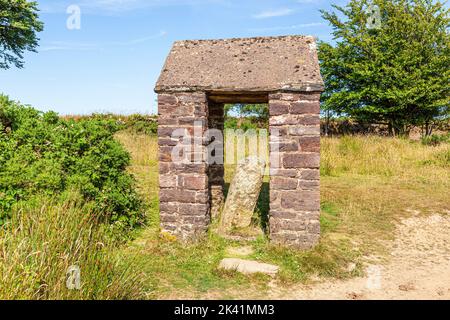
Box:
[0,95,143,228]
[63,113,158,135]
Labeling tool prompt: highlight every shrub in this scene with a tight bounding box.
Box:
[0,95,143,228]
[421,133,450,146]
[62,113,158,136]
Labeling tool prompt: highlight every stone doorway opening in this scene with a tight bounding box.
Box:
[208,95,270,239]
[155,35,323,249]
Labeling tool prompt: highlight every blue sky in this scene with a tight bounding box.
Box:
[1,0,345,115]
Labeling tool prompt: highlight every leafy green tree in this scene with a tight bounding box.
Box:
[319,0,449,136]
[224,104,269,129]
[0,0,43,69]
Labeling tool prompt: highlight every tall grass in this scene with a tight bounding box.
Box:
[0,194,146,300]
[321,135,449,178]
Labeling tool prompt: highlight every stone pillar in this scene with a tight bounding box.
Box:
[207,101,225,220]
[158,92,210,241]
[268,92,321,249]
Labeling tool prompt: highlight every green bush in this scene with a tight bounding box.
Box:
[63,113,158,135]
[0,95,143,228]
[421,133,450,146]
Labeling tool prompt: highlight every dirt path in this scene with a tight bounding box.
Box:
[266,212,450,300]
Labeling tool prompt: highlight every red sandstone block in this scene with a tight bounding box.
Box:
[283,153,319,169]
[157,127,175,138]
[183,215,209,224]
[277,220,307,231]
[158,94,178,105]
[296,93,321,101]
[170,163,208,174]
[180,175,208,190]
[159,202,178,213]
[298,136,320,152]
[271,177,298,190]
[158,117,179,126]
[160,214,178,223]
[307,222,321,234]
[159,146,174,162]
[160,189,197,203]
[290,101,320,114]
[160,174,177,188]
[178,117,206,126]
[269,102,290,116]
[297,115,320,126]
[159,162,170,174]
[269,211,298,220]
[288,126,320,136]
[176,92,207,104]
[270,190,281,202]
[270,169,298,177]
[195,191,209,204]
[269,126,288,136]
[277,140,299,152]
[177,203,209,216]
[269,92,300,101]
[280,190,320,211]
[269,114,296,126]
[300,169,320,180]
[159,103,195,116]
[298,180,320,190]
[158,137,182,147]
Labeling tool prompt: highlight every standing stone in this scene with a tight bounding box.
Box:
[220,157,265,233]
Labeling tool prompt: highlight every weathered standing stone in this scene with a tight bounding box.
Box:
[220,157,265,232]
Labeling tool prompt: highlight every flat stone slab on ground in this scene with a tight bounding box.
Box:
[219,258,279,276]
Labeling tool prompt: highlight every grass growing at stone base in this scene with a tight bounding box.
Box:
[116,132,449,299]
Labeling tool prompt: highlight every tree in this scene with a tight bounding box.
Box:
[224,104,269,129]
[318,0,449,136]
[0,0,43,69]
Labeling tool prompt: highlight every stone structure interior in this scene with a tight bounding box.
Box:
[155,35,323,249]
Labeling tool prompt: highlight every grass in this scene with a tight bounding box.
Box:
[116,132,449,298]
[0,192,146,300]
[1,129,448,299]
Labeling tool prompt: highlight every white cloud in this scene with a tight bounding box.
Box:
[40,31,167,52]
[248,22,325,32]
[39,0,228,14]
[252,8,294,19]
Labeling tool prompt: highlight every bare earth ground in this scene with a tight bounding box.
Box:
[156,212,450,300]
[213,212,450,300]
[260,212,449,300]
